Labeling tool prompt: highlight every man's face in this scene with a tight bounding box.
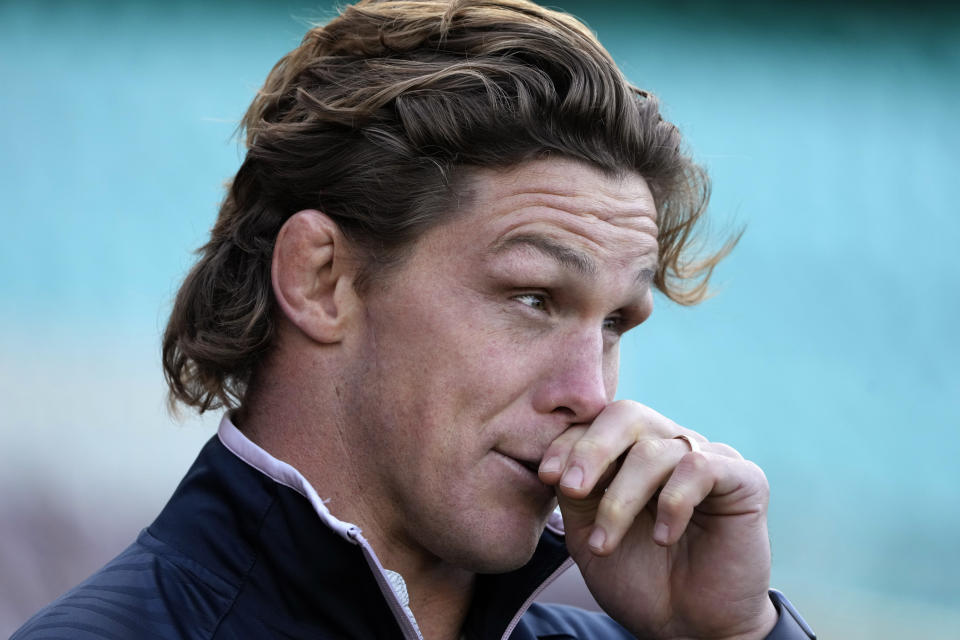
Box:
[338,157,658,573]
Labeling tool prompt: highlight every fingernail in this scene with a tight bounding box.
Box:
[588,526,606,552]
[560,465,584,490]
[653,522,669,545]
[540,456,561,475]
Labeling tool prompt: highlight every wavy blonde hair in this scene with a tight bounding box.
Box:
[163,0,737,413]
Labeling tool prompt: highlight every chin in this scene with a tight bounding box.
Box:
[453,542,540,575]
[442,511,549,574]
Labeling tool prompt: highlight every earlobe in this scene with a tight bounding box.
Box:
[271,210,359,344]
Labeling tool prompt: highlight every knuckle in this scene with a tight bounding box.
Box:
[612,398,653,428]
[681,450,710,471]
[657,488,687,515]
[598,492,632,522]
[630,438,667,462]
[570,437,605,461]
[609,398,640,414]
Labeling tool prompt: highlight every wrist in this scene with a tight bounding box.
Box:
[723,597,779,640]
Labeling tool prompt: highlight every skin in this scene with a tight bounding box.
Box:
[241,157,777,639]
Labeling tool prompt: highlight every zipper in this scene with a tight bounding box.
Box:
[499,556,575,639]
[351,527,424,640]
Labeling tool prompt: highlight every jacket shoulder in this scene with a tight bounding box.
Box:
[514,602,635,639]
[11,530,237,640]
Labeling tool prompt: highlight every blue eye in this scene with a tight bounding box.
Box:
[602,316,623,332]
[514,293,547,311]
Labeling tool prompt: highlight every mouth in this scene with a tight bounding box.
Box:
[493,450,555,502]
[495,449,543,475]
[517,458,541,474]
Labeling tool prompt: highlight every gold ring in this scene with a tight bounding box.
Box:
[673,434,701,454]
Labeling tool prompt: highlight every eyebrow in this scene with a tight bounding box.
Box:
[635,267,655,286]
[491,234,597,276]
[491,233,658,286]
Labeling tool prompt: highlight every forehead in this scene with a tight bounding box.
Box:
[468,158,656,222]
[445,157,659,272]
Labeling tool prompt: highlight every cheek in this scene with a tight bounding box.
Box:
[362,280,540,436]
[435,339,528,430]
[604,348,620,400]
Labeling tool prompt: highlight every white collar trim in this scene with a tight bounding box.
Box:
[216,413,358,542]
[216,413,424,639]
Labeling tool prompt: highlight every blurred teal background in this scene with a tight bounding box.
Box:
[1,1,957,637]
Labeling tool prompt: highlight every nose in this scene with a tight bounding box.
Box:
[531,327,612,424]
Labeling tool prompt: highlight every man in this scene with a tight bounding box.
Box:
[14,0,815,638]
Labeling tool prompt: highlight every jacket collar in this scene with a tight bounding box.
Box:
[150,414,572,640]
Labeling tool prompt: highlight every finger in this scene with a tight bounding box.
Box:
[588,437,692,554]
[674,436,743,461]
[538,426,588,484]
[599,400,709,444]
[652,451,762,546]
[705,441,744,460]
[555,400,701,499]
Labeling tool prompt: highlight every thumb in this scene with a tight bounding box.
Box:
[554,450,622,533]
[555,487,603,547]
[554,455,623,554]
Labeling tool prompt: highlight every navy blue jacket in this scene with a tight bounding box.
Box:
[12,425,813,639]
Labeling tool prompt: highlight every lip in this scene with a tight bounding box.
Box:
[493,450,553,498]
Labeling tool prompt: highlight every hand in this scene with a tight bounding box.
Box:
[538,400,778,640]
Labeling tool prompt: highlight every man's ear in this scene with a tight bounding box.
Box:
[271,210,360,344]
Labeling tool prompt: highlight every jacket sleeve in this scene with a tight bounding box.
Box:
[520,591,815,640]
[764,590,816,639]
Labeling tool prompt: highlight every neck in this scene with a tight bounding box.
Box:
[237,359,477,639]
[407,562,475,640]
